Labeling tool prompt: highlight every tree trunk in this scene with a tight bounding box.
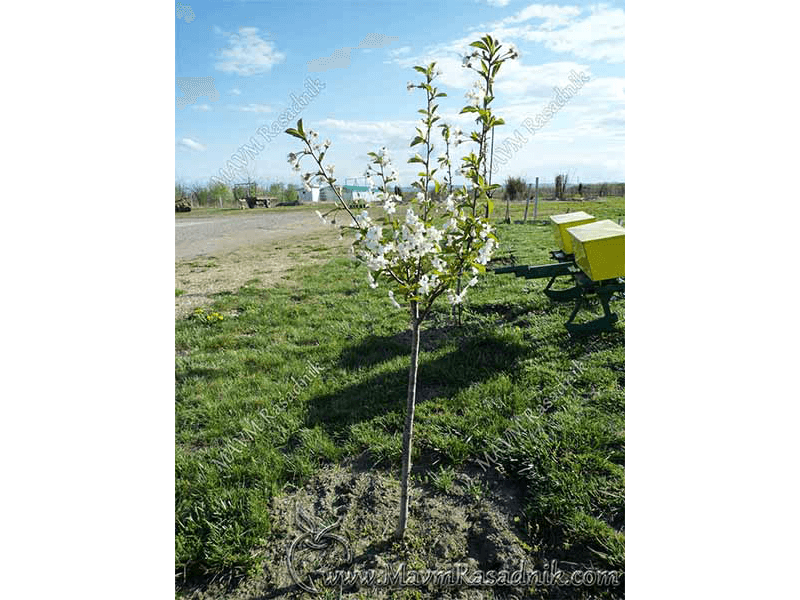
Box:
[396,301,421,540]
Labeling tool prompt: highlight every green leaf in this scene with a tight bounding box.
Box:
[284,128,303,140]
[472,262,486,274]
[460,106,478,114]
[297,119,304,134]
[410,136,425,147]
[413,66,427,74]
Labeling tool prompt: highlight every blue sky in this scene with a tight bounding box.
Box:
[176,0,624,186]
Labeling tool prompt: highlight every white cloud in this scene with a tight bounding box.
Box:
[215,27,285,76]
[388,46,411,58]
[492,5,625,63]
[386,3,623,89]
[483,0,512,7]
[384,29,496,88]
[234,103,273,113]
[495,75,624,131]
[191,104,212,111]
[318,118,416,146]
[179,138,206,152]
[229,88,242,96]
[492,4,581,29]
[495,60,591,97]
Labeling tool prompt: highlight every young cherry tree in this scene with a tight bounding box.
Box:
[285,56,508,539]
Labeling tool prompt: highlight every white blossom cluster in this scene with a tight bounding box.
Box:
[349,194,497,309]
[465,80,487,107]
[362,147,402,215]
[287,129,332,191]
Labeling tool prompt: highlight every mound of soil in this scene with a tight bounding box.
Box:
[183,456,622,599]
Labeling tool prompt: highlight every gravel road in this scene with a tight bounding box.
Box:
[175,210,328,261]
[174,209,348,318]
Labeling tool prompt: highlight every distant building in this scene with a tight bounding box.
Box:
[319,185,340,203]
[299,184,320,203]
[315,183,377,203]
[342,184,375,204]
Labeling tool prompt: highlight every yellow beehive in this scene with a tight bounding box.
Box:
[549,211,596,253]
[568,220,625,281]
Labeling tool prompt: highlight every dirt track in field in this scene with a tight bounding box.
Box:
[175,210,347,318]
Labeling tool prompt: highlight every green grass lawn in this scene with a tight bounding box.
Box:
[175,197,625,588]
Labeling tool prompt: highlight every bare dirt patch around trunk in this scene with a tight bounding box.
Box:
[180,458,622,600]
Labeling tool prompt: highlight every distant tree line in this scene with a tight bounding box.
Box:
[175,177,624,209]
[175,180,300,208]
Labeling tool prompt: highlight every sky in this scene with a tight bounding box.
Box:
[176,0,625,187]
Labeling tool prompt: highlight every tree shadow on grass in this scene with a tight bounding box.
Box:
[304,323,529,440]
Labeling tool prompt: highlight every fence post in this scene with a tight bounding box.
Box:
[533,177,539,223]
[523,185,530,223]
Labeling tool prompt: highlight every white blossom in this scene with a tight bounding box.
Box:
[476,237,496,265]
[447,288,467,305]
[365,225,383,252]
[388,290,401,309]
[465,80,487,107]
[366,254,389,271]
[417,273,440,296]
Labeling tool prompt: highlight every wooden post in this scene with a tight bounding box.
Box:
[523,185,530,223]
[533,177,539,223]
